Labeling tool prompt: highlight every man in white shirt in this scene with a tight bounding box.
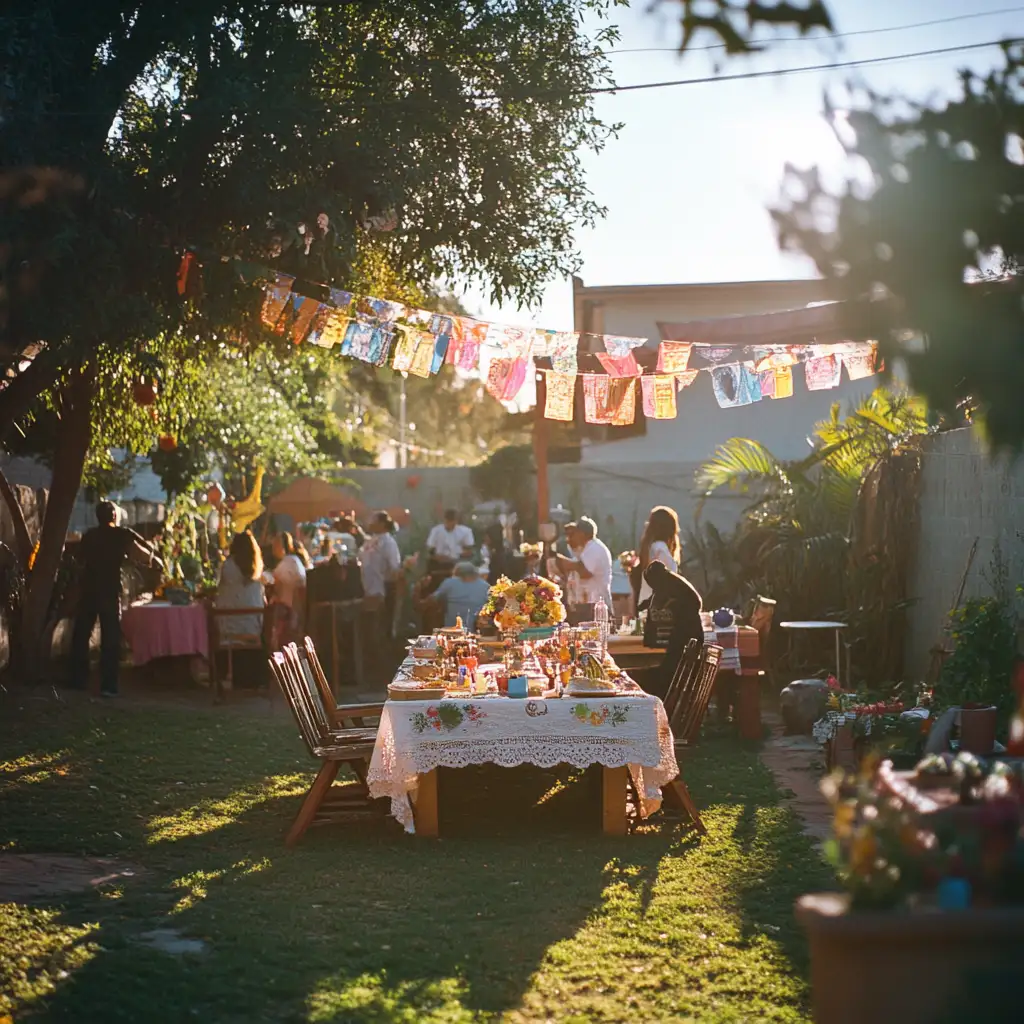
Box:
[426,509,475,564]
[556,517,613,611]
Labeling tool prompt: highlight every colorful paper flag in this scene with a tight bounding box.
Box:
[485,356,529,401]
[771,364,794,399]
[711,364,761,408]
[583,374,636,425]
[602,334,648,357]
[485,323,533,355]
[314,310,351,349]
[641,374,677,419]
[446,318,488,372]
[260,272,294,327]
[657,341,692,374]
[752,347,800,372]
[596,351,640,378]
[289,297,323,344]
[843,343,878,380]
[675,369,699,390]
[544,371,576,421]
[804,353,842,391]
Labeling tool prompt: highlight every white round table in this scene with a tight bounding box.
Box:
[779,620,847,682]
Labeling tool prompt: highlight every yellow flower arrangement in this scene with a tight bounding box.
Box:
[482,574,566,631]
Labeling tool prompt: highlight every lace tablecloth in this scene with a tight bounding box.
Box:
[368,693,679,833]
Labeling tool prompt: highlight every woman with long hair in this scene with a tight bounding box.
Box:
[269,531,307,647]
[637,505,681,606]
[215,530,266,642]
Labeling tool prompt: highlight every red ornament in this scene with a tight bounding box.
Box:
[406,475,421,489]
[133,378,157,406]
[158,433,177,452]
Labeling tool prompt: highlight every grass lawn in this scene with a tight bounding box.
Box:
[0,696,833,1023]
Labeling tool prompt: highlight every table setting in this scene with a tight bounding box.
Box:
[366,575,679,835]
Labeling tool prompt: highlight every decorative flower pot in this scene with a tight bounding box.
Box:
[796,892,1024,1024]
[518,626,555,641]
[958,704,997,755]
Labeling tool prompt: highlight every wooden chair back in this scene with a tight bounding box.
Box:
[662,638,701,723]
[269,651,322,756]
[282,643,334,744]
[209,606,267,700]
[672,644,724,745]
[301,636,338,719]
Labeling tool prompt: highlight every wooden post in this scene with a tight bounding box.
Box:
[412,769,439,837]
[533,369,549,528]
[601,765,629,835]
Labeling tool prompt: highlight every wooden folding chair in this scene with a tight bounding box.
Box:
[209,606,267,703]
[301,636,382,730]
[661,638,702,725]
[673,643,724,746]
[658,644,723,835]
[268,651,382,846]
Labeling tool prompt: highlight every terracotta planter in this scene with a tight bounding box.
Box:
[959,704,997,755]
[797,892,1024,1024]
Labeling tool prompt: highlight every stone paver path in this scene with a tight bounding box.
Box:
[757,715,832,845]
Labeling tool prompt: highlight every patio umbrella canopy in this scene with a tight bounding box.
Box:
[265,477,359,524]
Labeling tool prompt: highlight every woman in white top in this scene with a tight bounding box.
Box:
[637,506,681,606]
[269,531,307,647]
[216,531,266,639]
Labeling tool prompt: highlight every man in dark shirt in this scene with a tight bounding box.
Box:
[70,501,163,696]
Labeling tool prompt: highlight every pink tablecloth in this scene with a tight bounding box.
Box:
[121,601,209,665]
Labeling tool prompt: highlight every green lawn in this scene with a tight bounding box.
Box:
[0,697,832,1023]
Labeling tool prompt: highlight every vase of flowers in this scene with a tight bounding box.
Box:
[482,574,566,639]
[797,754,1024,1023]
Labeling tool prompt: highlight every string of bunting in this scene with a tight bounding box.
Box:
[228,258,879,426]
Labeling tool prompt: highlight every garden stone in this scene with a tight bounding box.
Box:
[779,679,830,735]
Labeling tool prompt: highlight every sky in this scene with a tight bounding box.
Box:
[461,0,1023,332]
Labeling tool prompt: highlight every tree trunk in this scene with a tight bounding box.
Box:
[20,365,95,680]
[0,466,33,568]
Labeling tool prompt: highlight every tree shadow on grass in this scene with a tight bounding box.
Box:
[4,711,691,1023]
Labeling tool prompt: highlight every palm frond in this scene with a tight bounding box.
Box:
[694,437,789,496]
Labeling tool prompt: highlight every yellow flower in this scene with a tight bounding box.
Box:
[849,825,877,874]
[833,801,856,839]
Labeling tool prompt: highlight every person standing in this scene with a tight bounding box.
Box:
[70,501,163,696]
[361,512,402,668]
[426,508,474,565]
[637,506,682,607]
[269,531,307,648]
[556,517,613,613]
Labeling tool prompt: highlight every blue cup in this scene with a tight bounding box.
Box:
[507,675,528,699]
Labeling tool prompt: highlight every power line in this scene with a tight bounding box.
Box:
[519,38,1020,101]
[604,5,1024,56]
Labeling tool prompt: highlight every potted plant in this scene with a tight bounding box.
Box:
[797,754,1024,1023]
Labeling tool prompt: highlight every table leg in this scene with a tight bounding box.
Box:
[413,769,439,837]
[602,765,629,836]
[834,629,842,684]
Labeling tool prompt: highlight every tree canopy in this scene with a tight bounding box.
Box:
[774,45,1024,450]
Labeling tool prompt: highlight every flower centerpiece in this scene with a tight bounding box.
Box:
[482,574,566,639]
[617,549,638,572]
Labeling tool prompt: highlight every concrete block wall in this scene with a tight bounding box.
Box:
[904,429,1024,681]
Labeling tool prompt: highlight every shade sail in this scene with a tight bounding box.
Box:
[658,301,869,347]
[266,477,362,523]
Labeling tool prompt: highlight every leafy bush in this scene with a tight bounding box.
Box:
[934,593,1020,737]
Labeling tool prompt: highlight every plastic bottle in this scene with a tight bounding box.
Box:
[595,596,609,657]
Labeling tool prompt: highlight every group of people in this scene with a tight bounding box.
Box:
[69,495,703,697]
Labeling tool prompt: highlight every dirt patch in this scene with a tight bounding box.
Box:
[0,853,143,902]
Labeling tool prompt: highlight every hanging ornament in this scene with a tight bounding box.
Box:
[158,434,178,452]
